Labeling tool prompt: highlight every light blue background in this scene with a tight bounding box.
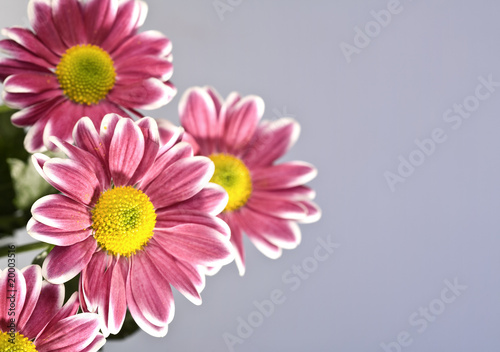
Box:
[1,0,500,351]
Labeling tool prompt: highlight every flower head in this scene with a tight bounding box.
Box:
[0,265,104,352]
[0,0,176,152]
[178,87,321,275]
[28,114,234,337]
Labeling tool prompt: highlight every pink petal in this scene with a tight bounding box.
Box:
[128,117,160,186]
[31,194,91,231]
[154,219,233,267]
[24,114,51,152]
[80,250,109,314]
[43,158,100,205]
[35,313,100,351]
[221,213,245,275]
[11,98,62,127]
[2,27,60,65]
[243,118,300,167]
[47,291,79,324]
[175,260,206,296]
[28,0,66,55]
[28,217,92,246]
[51,0,87,47]
[108,118,145,186]
[101,0,147,53]
[298,200,322,224]
[0,57,51,81]
[2,89,62,109]
[106,257,127,335]
[127,253,173,335]
[156,118,184,150]
[0,39,53,69]
[144,156,214,209]
[112,30,172,60]
[81,334,106,352]
[108,78,176,110]
[246,194,308,220]
[149,240,202,304]
[252,161,318,190]
[139,141,193,190]
[17,265,43,332]
[179,87,218,154]
[0,268,27,332]
[73,116,108,171]
[83,0,118,44]
[42,101,84,149]
[251,186,316,201]
[43,236,97,284]
[204,86,224,116]
[155,209,230,236]
[221,95,264,154]
[170,183,228,216]
[99,113,122,156]
[21,281,64,340]
[115,55,173,82]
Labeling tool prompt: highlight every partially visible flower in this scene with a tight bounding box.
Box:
[0,0,175,152]
[178,86,321,275]
[0,265,104,352]
[28,114,233,337]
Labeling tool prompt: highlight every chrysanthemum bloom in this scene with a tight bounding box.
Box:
[0,0,175,152]
[0,265,104,352]
[178,87,321,275]
[27,114,234,337]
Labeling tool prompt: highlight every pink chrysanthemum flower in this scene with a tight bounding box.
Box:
[178,87,321,275]
[27,114,234,337]
[0,0,176,152]
[0,265,104,352]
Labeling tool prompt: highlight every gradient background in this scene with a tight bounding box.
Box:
[1,0,500,351]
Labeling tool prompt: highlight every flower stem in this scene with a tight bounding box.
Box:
[0,242,50,257]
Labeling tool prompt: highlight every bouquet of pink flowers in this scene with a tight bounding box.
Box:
[0,1,320,350]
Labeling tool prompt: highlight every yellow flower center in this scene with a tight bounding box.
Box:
[209,154,252,212]
[55,44,116,105]
[0,332,37,352]
[92,186,156,257]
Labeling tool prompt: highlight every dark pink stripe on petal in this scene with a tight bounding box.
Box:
[0,39,53,69]
[0,57,51,81]
[83,0,117,44]
[28,217,92,246]
[252,161,318,190]
[108,118,145,186]
[144,156,213,209]
[42,236,97,284]
[43,158,100,205]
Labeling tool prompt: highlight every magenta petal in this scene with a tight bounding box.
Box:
[81,334,106,352]
[179,87,218,154]
[31,194,92,231]
[42,102,84,149]
[116,55,173,82]
[43,237,97,284]
[251,186,316,201]
[243,118,300,167]
[252,161,318,190]
[28,0,66,55]
[2,89,62,110]
[0,39,53,69]
[1,27,59,65]
[108,118,145,186]
[24,116,50,153]
[109,78,176,110]
[11,99,61,127]
[28,217,92,246]
[0,57,51,81]
[144,156,214,209]
[170,183,228,216]
[221,95,264,154]
[35,313,100,351]
[43,159,100,205]
[83,0,117,44]
[246,194,308,220]
[21,281,64,340]
[113,30,172,60]
[147,240,202,305]
[99,113,122,156]
[156,118,184,150]
[4,72,59,94]
[17,265,43,332]
[154,222,233,267]
[106,257,127,335]
[48,291,80,325]
[73,116,108,171]
[80,251,109,314]
[127,253,173,335]
[128,117,160,186]
[51,0,87,47]
[221,213,246,276]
